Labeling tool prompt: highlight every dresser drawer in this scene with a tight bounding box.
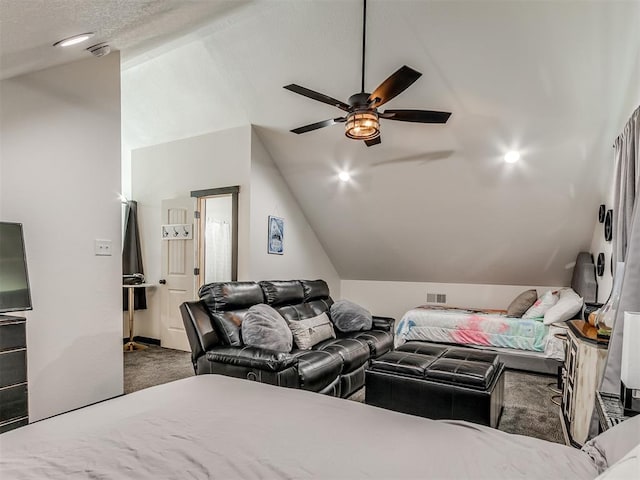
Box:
[0,416,28,434]
[0,321,26,351]
[0,383,28,424]
[0,349,27,388]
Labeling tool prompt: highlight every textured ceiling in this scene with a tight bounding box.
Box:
[4,0,640,286]
[0,0,248,79]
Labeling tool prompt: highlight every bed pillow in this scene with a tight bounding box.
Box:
[595,444,640,479]
[506,289,538,317]
[241,304,292,353]
[583,414,640,475]
[288,312,336,350]
[543,288,583,325]
[522,290,560,319]
[330,299,373,332]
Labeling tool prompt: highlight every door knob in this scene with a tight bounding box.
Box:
[159,279,166,285]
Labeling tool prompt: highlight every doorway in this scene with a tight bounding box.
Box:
[192,186,239,289]
[158,186,238,351]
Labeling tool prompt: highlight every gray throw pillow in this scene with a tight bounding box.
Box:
[330,299,373,332]
[241,304,292,353]
[288,312,336,350]
[506,289,538,318]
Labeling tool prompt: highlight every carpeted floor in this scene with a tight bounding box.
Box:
[124,344,564,444]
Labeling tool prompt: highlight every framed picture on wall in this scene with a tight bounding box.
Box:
[268,216,284,255]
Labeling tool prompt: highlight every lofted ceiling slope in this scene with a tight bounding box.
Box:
[4,1,640,286]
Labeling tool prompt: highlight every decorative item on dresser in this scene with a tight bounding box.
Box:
[0,315,28,433]
[561,319,608,446]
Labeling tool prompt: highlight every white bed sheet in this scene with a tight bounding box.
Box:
[0,375,597,479]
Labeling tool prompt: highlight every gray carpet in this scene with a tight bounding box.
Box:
[124,344,563,444]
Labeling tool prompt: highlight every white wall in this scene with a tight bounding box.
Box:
[127,125,341,340]
[130,126,252,339]
[341,280,563,324]
[0,54,123,421]
[249,130,340,296]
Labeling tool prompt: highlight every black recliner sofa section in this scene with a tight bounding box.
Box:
[180,279,394,398]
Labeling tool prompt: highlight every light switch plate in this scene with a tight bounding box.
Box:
[95,239,112,256]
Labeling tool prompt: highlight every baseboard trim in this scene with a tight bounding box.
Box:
[122,336,160,346]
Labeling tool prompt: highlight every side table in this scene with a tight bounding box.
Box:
[595,391,634,432]
[122,283,154,352]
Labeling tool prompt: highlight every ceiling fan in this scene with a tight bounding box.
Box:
[284,0,451,147]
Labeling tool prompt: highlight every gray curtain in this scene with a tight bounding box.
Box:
[600,106,640,394]
[122,201,147,311]
[613,107,640,265]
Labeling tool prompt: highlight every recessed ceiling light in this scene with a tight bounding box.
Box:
[53,33,95,48]
[504,151,520,163]
[338,171,351,182]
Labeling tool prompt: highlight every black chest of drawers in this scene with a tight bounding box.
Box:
[0,315,28,433]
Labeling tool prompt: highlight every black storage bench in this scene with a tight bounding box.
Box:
[365,342,505,427]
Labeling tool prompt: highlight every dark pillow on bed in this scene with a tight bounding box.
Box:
[241,304,292,353]
[506,289,538,318]
[330,299,373,332]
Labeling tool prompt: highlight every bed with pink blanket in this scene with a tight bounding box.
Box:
[396,305,565,356]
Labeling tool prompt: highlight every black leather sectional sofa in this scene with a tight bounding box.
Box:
[180,279,394,398]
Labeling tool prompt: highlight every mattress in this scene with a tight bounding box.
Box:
[0,375,597,479]
[396,306,566,361]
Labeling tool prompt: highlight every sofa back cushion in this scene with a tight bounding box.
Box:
[301,280,330,301]
[199,281,265,346]
[199,282,264,311]
[259,280,304,307]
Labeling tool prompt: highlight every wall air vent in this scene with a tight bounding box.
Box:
[426,293,447,304]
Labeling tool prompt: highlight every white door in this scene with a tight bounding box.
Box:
[160,197,196,351]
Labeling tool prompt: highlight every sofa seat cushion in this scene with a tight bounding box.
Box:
[369,351,438,377]
[313,338,370,373]
[205,346,297,372]
[292,350,342,392]
[425,358,497,390]
[348,330,394,358]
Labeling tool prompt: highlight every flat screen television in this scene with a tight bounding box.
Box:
[0,222,32,313]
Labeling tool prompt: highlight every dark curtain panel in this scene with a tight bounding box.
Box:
[123,201,147,311]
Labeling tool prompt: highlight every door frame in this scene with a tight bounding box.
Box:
[191,186,239,288]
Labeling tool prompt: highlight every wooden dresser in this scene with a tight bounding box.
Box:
[0,315,28,433]
[560,320,607,446]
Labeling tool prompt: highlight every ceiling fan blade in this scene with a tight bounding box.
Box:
[367,66,422,107]
[284,84,350,112]
[364,135,381,147]
[290,117,346,134]
[380,109,451,124]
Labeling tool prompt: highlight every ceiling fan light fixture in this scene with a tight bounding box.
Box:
[345,110,380,140]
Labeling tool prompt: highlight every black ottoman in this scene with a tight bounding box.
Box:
[365,342,505,427]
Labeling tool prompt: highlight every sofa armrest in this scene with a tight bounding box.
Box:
[206,346,298,372]
[372,315,395,332]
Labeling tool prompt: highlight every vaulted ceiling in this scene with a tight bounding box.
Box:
[3,0,640,286]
